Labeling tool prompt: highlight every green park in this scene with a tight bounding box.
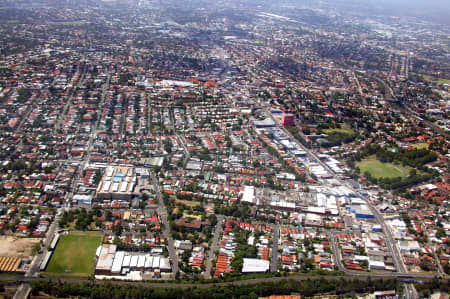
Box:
[46,231,103,276]
[356,155,412,179]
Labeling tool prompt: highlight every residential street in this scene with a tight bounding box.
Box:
[152,172,179,275]
[271,224,279,272]
[204,215,224,279]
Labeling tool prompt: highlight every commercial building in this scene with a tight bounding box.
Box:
[242,258,270,273]
[369,260,386,271]
[111,251,125,274]
[345,205,375,219]
[241,186,256,204]
[253,118,275,128]
[281,113,295,127]
[95,244,117,275]
[96,166,136,200]
[95,244,172,276]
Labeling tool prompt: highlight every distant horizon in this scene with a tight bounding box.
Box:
[269,0,450,26]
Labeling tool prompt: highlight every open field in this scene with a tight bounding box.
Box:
[411,143,429,149]
[322,125,356,145]
[356,155,412,179]
[46,231,103,276]
[0,236,41,258]
[323,127,355,135]
[421,75,450,85]
[175,199,201,207]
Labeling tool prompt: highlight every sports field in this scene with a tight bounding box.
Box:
[323,127,355,135]
[356,156,411,179]
[421,75,450,85]
[46,231,103,276]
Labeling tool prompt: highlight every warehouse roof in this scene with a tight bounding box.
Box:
[242,258,270,273]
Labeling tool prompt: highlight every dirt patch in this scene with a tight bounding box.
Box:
[0,236,41,258]
[176,199,201,207]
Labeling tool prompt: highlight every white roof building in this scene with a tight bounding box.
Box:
[130,255,139,268]
[145,256,153,269]
[137,255,146,268]
[111,251,125,274]
[123,255,131,267]
[160,258,171,272]
[369,260,386,270]
[152,256,160,269]
[241,186,255,203]
[95,244,117,273]
[242,258,270,273]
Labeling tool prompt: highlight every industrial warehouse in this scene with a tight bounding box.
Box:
[96,166,136,200]
[95,244,171,280]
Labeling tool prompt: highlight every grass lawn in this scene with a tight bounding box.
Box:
[323,127,355,135]
[421,75,450,85]
[356,155,412,179]
[411,143,429,149]
[46,231,103,276]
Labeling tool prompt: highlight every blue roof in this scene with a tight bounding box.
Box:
[113,176,123,182]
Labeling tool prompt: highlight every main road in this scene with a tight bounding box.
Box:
[268,109,407,275]
[176,133,190,168]
[12,284,30,299]
[266,109,422,297]
[151,172,179,275]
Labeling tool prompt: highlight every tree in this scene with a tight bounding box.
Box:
[182,250,191,264]
[208,214,217,226]
[113,222,123,236]
[360,260,369,269]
